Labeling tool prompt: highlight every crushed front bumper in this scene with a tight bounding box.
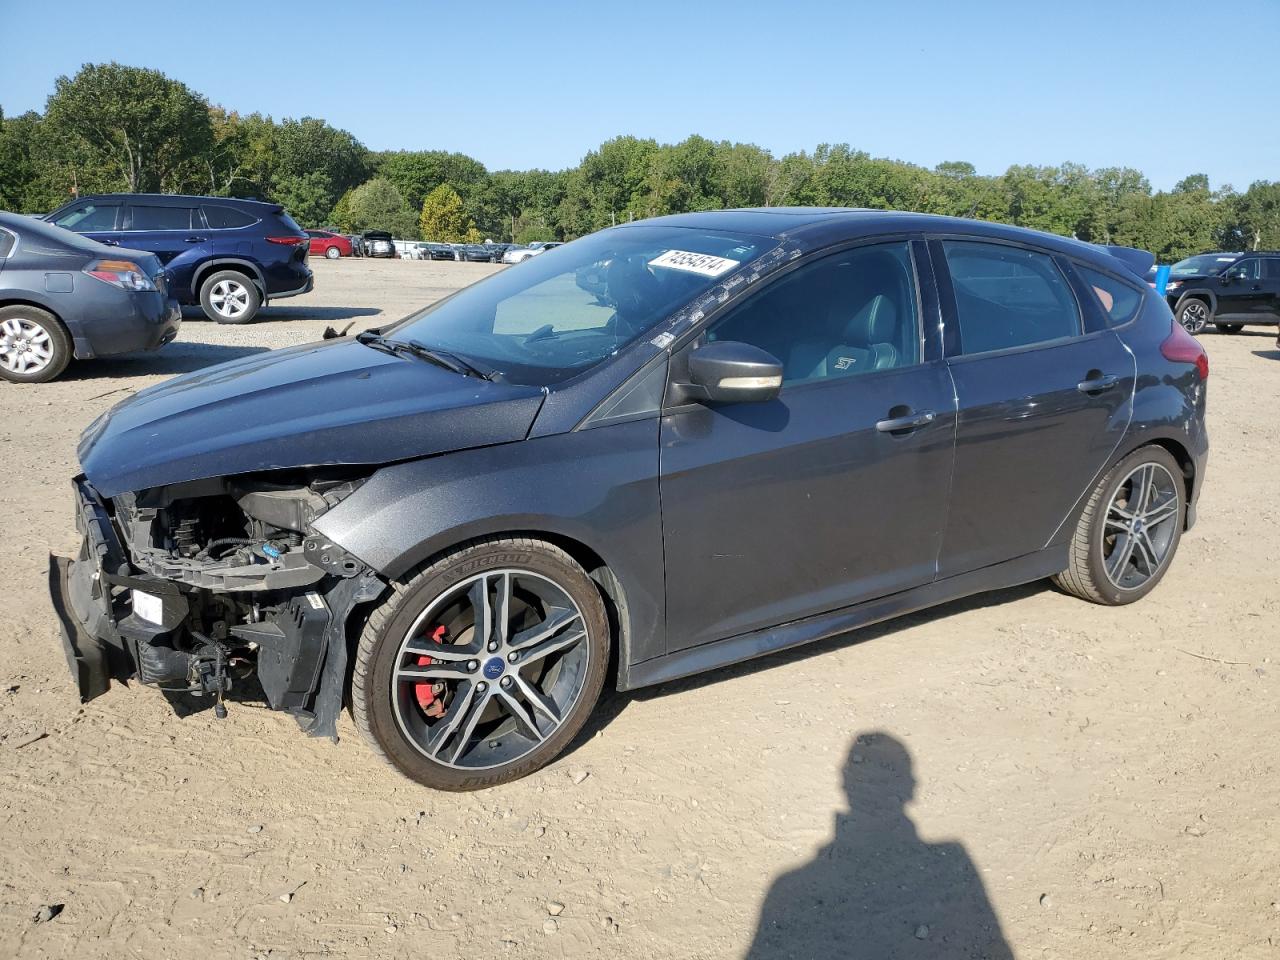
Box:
[48,477,188,702]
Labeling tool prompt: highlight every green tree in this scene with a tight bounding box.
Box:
[345,177,417,237]
[419,183,476,242]
[40,62,213,194]
[204,108,276,198]
[271,117,368,225]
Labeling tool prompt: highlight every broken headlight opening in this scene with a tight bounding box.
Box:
[52,468,384,740]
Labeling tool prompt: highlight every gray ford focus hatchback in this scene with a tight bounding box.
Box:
[52,209,1208,790]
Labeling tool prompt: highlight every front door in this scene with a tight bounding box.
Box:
[121,203,204,266]
[931,239,1135,576]
[660,241,956,652]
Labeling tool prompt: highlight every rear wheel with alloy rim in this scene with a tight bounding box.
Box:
[1177,299,1210,335]
[1053,446,1185,605]
[0,306,71,383]
[199,270,261,324]
[325,245,341,259]
[353,538,610,790]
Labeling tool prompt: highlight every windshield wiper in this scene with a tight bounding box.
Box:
[357,331,494,381]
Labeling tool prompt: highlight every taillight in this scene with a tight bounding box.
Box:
[1160,320,1209,380]
[84,259,157,292]
[265,236,307,246]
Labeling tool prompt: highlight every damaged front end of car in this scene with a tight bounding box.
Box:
[49,470,384,739]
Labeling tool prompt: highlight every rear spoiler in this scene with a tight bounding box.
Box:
[1100,244,1155,279]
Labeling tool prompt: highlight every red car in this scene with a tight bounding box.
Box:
[306,230,353,259]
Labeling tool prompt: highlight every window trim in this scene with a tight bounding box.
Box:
[928,235,1088,361]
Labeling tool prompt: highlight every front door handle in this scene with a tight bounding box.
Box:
[184,236,206,243]
[100,239,119,246]
[876,410,936,433]
[1077,373,1119,393]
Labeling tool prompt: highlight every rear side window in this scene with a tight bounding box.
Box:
[942,241,1081,355]
[201,205,257,229]
[1075,265,1143,326]
[129,206,198,230]
[52,203,118,231]
[1266,259,1280,280]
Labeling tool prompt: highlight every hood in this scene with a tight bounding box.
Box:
[79,337,546,496]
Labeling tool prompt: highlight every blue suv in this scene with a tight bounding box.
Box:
[46,194,313,324]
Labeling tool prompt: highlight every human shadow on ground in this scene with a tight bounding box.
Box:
[746,732,1013,960]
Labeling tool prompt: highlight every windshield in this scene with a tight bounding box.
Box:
[387,225,769,386]
[1171,254,1239,277]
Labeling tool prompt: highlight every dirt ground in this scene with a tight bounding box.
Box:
[1,257,1278,960]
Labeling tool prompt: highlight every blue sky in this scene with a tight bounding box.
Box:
[2,0,1277,190]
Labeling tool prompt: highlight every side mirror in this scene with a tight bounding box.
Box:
[683,340,783,404]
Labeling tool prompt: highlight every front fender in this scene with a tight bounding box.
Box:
[1173,288,1218,314]
[311,418,667,670]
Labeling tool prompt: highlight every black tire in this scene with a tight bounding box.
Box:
[1053,445,1185,605]
[324,245,341,259]
[199,270,261,324]
[1176,298,1211,335]
[353,537,610,790]
[0,305,72,383]
[1215,322,1242,334]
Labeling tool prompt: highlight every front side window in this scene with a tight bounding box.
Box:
[1076,264,1143,326]
[1170,254,1239,277]
[942,241,1080,355]
[389,225,768,386]
[708,242,920,384]
[1226,258,1259,281]
[51,203,118,231]
[128,206,197,231]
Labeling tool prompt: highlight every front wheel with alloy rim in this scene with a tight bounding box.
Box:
[199,270,261,324]
[1177,299,1210,335]
[1053,446,1185,605]
[0,305,72,383]
[353,538,610,790]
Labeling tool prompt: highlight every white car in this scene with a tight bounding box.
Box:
[502,241,564,264]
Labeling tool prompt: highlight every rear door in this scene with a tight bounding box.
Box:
[931,239,1134,577]
[121,203,204,265]
[660,240,956,651]
[1262,258,1280,322]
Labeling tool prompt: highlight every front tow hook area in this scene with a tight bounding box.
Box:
[47,554,132,702]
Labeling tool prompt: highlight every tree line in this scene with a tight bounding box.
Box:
[2,62,1278,259]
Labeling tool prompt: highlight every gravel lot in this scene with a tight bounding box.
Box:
[1,257,1278,959]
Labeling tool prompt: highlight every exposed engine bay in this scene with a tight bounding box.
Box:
[53,470,385,739]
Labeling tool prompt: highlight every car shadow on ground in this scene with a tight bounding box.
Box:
[65,343,271,380]
[180,306,382,323]
[1251,349,1280,361]
[744,732,1014,959]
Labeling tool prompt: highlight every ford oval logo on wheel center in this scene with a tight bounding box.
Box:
[483,657,505,680]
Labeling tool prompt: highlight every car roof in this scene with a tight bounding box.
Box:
[72,193,278,209]
[626,207,1129,266]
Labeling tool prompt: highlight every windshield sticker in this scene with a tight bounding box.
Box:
[649,249,740,277]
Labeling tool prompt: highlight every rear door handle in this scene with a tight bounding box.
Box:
[876,410,936,433]
[1076,374,1119,393]
[184,236,206,243]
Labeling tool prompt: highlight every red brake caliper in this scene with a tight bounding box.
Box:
[414,624,448,717]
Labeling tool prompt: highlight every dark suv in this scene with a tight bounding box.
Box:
[1165,251,1280,334]
[52,209,1208,791]
[46,194,313,324]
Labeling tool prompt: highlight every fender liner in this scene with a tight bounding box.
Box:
[190,258,267,300]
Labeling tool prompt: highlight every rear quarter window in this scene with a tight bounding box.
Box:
[1075,265,1144,326]
[202,205,258,229]
[0,229,14,258]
